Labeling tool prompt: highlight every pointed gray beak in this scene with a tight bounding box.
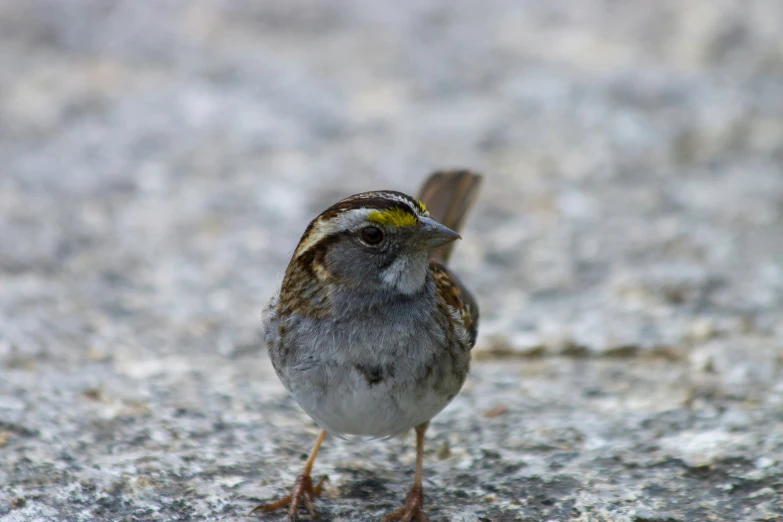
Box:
[418,216,461,248]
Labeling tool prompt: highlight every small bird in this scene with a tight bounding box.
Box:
[254,171,482,521]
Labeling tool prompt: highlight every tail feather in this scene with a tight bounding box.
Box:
[416,170,482,265]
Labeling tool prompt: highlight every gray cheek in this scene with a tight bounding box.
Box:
[325,239,396,285]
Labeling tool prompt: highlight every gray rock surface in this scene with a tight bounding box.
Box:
[1,1,782,521]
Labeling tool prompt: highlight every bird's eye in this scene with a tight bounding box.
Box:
[361,226,384,245]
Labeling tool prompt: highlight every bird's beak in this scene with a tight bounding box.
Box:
[417,216,461,249]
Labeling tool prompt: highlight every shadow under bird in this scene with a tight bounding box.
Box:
[254,170,482,521]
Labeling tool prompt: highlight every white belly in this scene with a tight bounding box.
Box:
[291,364,452,439]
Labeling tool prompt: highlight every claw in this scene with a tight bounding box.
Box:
[382,484,428,522]
[250,474,329,521]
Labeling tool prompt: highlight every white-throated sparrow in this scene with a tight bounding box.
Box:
[253,171,482,521]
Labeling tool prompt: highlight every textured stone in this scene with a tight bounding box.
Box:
[2,1,783,521]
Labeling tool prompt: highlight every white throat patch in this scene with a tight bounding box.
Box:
[380,251,429,295]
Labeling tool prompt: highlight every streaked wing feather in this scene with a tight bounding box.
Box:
[418,170,482,348]
[431,261,478,348]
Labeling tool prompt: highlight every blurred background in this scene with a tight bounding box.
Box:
[1,1,782,521]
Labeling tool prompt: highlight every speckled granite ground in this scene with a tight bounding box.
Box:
[1,1,783,521]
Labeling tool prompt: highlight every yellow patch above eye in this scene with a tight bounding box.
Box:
[415,199,427,212]
[367,208,417,227]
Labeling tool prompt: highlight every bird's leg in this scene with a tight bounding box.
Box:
[250,429,329,521]
[382,422,429,522]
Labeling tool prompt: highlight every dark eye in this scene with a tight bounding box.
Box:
[361,226,384,245]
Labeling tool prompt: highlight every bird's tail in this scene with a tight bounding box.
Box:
[417,170,482,265]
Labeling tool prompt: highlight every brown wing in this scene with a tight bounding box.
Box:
[431,260,479,348]
[418,169,482,349]
[417,170,482,265]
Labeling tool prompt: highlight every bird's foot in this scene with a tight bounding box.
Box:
[250,474,328,521]
[382,484,428,522]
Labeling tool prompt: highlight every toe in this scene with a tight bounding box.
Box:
[249,494,292,515]
[382,484,427,522]
[302,490,318,519]
[252,472,327,519]
[312,475,329,497]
